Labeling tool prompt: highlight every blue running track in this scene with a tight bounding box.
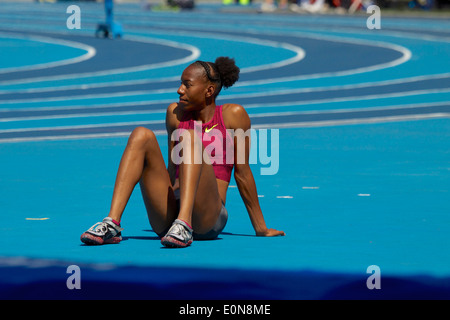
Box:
[0,1,449,300]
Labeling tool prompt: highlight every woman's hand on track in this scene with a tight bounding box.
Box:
[256,228,286,237]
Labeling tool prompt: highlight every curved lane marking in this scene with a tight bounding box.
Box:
[0,32,96,74]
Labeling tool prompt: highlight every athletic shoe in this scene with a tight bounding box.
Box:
[161,219,193,248]
[80,217,123,245]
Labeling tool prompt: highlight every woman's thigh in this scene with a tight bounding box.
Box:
[189,162,223,234]
[136,128,178,236]
[139,127,223,236]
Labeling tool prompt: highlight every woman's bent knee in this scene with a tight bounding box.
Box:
[128,127,156,147]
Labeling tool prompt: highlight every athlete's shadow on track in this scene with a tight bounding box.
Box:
[121,230,256,242]
[220,232,255,237]
[122,230,160,241]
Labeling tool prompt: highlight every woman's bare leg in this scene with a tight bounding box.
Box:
[175,129,223,234]
[99,126,222,243]
[108,127,177,233]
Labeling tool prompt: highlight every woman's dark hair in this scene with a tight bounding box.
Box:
[194,57,240,97]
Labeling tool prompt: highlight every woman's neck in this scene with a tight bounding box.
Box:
[192,103,216,123]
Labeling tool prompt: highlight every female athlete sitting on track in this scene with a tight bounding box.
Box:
[81,57,285,248]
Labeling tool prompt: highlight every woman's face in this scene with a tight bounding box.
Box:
[177,64,214,110]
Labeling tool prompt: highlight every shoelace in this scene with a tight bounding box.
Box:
[93,222,109,234]
[169,223,190,241]
[92,221,120,235]
[172,224,185,236]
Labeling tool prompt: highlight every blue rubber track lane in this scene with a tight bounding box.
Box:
[1,2,450,300]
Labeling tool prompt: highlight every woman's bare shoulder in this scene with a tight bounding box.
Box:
[222,103,250,130]
[166,102,182,131]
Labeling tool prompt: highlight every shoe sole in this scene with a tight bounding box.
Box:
[80,232,121,245]
[161,236,192,248]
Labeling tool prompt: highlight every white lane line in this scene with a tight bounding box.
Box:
[0,30,302,87]
[251,113,450,129]
[0,32,96,74]
[1,113,449,144]
[2,92,449,124]
[3,75,448,107]
[0,120,164,134]
[0,34,200,85]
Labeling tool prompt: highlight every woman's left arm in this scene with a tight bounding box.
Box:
[224,104,285,237]
[234,161,285,236]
